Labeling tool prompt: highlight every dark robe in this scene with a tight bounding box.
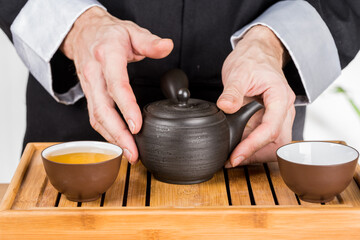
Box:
[0,0,359,149]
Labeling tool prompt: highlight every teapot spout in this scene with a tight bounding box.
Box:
[226,101,264,153]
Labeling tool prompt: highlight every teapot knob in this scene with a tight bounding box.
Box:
[161,69,189,100]
[177,88,190,107]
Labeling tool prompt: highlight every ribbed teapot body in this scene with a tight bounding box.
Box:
[135,111,229,184]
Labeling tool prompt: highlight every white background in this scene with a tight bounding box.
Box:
[0,30,359,183]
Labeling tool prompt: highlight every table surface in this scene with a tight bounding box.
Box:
[2,142,360,239]
[4,142,360,209]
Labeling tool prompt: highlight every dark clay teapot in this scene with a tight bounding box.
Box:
[135,69,263,184]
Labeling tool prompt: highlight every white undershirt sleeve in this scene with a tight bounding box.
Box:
[11,0,106,104]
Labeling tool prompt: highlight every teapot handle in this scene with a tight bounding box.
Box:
[160,69,189,100]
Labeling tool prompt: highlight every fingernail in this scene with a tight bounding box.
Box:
[127,119,135,134]
[225,161,233,168]
[123,148,132,163]
[232,156,245,167]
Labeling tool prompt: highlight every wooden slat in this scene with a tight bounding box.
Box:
[3,207,360,239]
[247,164,275,205]
[58,195,78,207]
[299,199,321,206]
[0,184,8,203]
[326,195,341,205]
[266,162,299,205]
[81,198,102,207]
[36,178,58,207]
[339,179,360,206]
[150,170,228,207]
[103,157,128,207]
[227,167,251,205]
[11,148,47,209]
[0,144,36,211]
[126,161,147,207]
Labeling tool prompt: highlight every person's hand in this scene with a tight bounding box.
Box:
[60,7,173,164]
[217,25,296,167]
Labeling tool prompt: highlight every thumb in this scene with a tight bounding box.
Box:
[130,28,174,59]
[217,82,245,114]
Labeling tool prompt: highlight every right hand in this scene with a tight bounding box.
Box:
[60,6,174,164]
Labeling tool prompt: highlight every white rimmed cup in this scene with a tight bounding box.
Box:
[42,141,123,202]
[277,141,359,203]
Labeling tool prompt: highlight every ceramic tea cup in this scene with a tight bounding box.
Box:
[41,141,123,202]
[277,141,359,203]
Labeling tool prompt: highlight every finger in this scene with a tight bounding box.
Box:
[81,61,139,163]
[229,86,289,166]
[129,54,145,63]
[99,47,143,135]
[237,144,277,166]
[217,68,248,114]
[238,105,295,165]
[85,94,116,144]
[129,26,174,59]
[88,102,115,143]
[92,102,139,164]
[224,160,232,168]
[75,59,116,143]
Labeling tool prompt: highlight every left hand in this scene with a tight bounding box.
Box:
[60,7,173,164]
[217,25,296,167]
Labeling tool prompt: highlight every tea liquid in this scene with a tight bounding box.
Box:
[47,152,117,164]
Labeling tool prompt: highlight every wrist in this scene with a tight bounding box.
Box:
[240,25,289,67]
[60,6,107,60]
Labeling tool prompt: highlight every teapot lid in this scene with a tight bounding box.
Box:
[144,88,219,119]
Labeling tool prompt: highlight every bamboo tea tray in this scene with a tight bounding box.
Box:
[1,142,360,239]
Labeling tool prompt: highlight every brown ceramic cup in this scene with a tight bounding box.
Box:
[277,141,359,203]
[41,141,123,202]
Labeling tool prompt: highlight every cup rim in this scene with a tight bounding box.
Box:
[276,141,359,167]
[41,141,123,166]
